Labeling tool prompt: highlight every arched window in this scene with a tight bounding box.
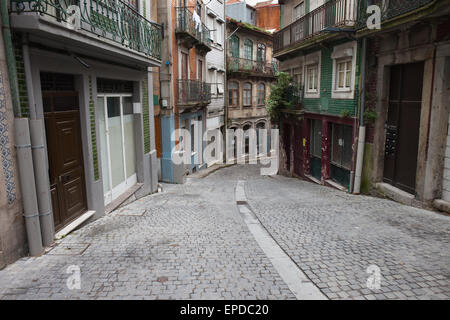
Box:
[242,82,252,107]
[244,39,253,60]
[257,83,265,106]
[228,82,239,107]
[257,43,266,62]
[229,35,240,58]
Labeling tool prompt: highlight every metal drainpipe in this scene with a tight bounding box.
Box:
[23,33,54,246]
[353,37,367,194]
[1,2,44,255]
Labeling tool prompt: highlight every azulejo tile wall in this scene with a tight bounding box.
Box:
[0,72,16,204]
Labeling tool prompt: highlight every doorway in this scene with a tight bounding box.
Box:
[97,94,137,205]
[310,119,322,180]
[383,62,424,194]
[283,123,291,172]
[42,72,87,230]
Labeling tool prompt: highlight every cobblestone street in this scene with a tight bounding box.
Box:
[0,165,448,300]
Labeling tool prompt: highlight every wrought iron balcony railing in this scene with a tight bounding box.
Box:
[175,7,211,50]
[10,0,162,60]
[227,56,276,77]
[274,0,356,54]
[286,85,304,109]
[356,0,436,29]
[177,80,211,105]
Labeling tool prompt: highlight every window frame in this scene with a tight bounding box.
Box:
[244,39,253,61]
[257,83,265,106]
[293,1,305,21]
[331,41,357,99]
[306,64,318,93]
[228,81,239,107]
[335,58,352,91]
[242,82,252,107]
[229,35,240,58]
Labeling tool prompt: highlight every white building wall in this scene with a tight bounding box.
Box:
[205,0,225,135]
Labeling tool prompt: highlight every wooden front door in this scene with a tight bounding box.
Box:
[283,123,291,172]
[383,62,424,194]
[43,91,87,230]
[293,123,303,176]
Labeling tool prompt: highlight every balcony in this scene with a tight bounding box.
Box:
[175,7,212,53]
[177,80,211,107]
[9,0,162,62]
[274,0,356,55]
[227,56,276,78]
[356,0,436,29]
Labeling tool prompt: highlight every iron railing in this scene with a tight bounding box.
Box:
[286,85,304,109]
[226,56,276,77]
[177,80,211,105]
[175,7,211,48]
[10,0,162,60]
[356,0,436,29]
[274,0,356,53]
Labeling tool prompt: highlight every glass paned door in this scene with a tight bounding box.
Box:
[123,97,136,179]
[99,94,137,205]
[107,97,125,188]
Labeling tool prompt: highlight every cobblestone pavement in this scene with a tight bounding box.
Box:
[245,168,450,300]
[0,164,448,300]
[0,166,295,300]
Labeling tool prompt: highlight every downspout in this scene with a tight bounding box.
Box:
[22,34,54,246]
[353,37,367,194]
[1,2,44,255]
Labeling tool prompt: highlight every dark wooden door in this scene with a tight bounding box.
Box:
[283,123,291,171]
[383,62,424,194]
[293,123,303,176]
[43,91,87,231]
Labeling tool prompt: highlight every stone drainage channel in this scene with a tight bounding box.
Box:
[235,180,327,300]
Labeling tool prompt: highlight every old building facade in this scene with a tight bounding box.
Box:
[356,0,450,212]
[226,17,274,155]
[157,0,225,183]
[0,0,162,266]
[274,0,450,213]
[275,0,360,191]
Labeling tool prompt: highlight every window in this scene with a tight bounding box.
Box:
[306,65,318,92]
[216,21,223,45]
[242,82,252,107]
[244,39,253,61]
[293,67,303,88]
[228,81,239,106]
[257,43,266,62]
[336,59,352,90]
[331,41,356,99]
[331,124,353,170]
[229,35,239,58]
[257,83,265,106]
[294,2,305,20]
[208,70,215,94]
[217,72,224,95]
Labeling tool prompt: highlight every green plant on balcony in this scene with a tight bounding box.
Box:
[340,109,351,118]
[266,72,299,122]
[364,109,378,124]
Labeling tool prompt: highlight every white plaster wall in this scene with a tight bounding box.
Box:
[205,0,226,128]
